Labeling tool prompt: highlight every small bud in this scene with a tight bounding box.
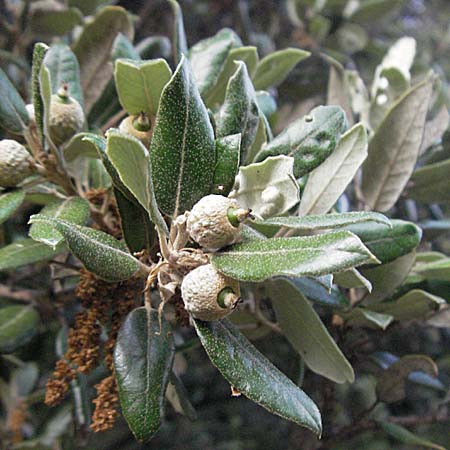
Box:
[118,112,152,147]
[181,264,240,321]
[48,83,84,146]
[0,140,35,187]
[186,194,251,251]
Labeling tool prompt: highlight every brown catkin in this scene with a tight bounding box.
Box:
[90,375,120,433]
[44,359,76,406]
[45,268,143,432]
[6,399,27,444]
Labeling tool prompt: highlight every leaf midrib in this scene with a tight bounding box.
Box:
[0,307,30,334]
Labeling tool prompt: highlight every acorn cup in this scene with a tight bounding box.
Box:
[181,264,241,321]
[186,194,252,251]
[0,139,35,188]
[48,84,84,146]
[118,112,152,147]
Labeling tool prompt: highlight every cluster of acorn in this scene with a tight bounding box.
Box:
[179,195,251,322]
[0,83,152,189]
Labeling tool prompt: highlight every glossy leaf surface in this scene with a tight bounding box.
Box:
[194,318,322,435]
[115,307,174,442]
[0,305,40,354]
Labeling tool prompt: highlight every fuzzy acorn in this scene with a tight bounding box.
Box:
[186,195,251,251]
[181,264,240,321]
[48,84,84,146]
[118,112,152,147]
[0,140,35,187]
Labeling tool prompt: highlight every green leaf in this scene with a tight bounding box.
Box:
[376,355,438,403]
[82,134,131,198]
[370,289,445,321]
[206,46,259,107]
[362,77,433,211]
[211,230,378,282]
[420,105,450,154]
[252,48,310,90]
[43,43,83,107]
[346,220,422,264]
[114,307,174,442]
[64,132,101,162]
[361,252,416,303]
[106,130,168,235]
[168,0,188,65]
[216,61,259,162]
[370,67,410,131]
[114,188,156,253]
[73,6,134,113]
[246,115,270,163]
[193,318,322,435]
[348,0,403,23]
[0,67,29,134]
[254,211,390,233]
[281,276,349,309]
[29,6,83,36]
[415,258,450,282]
[68,0,112,15]
[269,278,354,383]
[31,42,49,143]
[231,155,299,219]
[326,56,355,127]
[255,91,277,118]
[299,123,368,216]
[28,216,143,282]
[0,239,61,271]
[0,305,40,354]
[211,133,241,196]
[334,268,372,292]
[112,33,140,61]
[114,59,172,116]
[407,158,450,204]
[29,197,90,249]
[344,308,393,330]
[39,65,53,148]
[189,28,241,97]
[379,421,446,450]
[255,105,348,178]
[150,56,215,217]
[0,190,25,225]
